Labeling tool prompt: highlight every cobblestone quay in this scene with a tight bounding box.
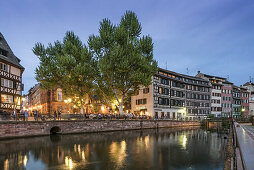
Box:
[0,120,200,139]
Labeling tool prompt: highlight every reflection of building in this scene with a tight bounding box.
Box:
[131,68,211,120]
[0,33,24,113]
[26,84,109,114]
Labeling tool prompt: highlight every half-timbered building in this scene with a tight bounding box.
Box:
[0,33,24,113]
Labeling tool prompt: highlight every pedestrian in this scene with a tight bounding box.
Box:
[36,111,39,121]
[24,110,28,121]
[54,111,57,120]
[58,110,61,120]
[33,110,37,121]
[13,109,17,121]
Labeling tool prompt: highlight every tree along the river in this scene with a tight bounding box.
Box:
[88,11,158,115]
[33,31,96,114]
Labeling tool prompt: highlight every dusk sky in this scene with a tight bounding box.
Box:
[1,0,254,93]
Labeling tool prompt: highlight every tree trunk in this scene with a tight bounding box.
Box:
[119,103,123,116]
[80,106,84,114]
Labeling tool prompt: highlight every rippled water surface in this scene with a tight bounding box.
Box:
[0,127,227,170]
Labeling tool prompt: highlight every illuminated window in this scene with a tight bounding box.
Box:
[1,94,13,103]
[57,88,62,101]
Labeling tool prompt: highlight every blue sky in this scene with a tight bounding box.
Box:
[1,0,254,93]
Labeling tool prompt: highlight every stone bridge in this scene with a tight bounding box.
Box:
[0,120,200,139]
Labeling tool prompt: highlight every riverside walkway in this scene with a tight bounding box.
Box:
[234,123,254,170]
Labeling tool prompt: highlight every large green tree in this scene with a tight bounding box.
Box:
[33,31,96,114]
[89,11,158,115]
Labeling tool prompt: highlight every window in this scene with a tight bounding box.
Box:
[158,87,163,94]
[57,88,63,101]
[170,89,175,96]
[143,98,147,104]
[1,94,13,103]
[161,78,169,85]
[0,63,8,72]
[158,98,163,105]
[143,88,149,94]
[163,88,168,95]
[0,49,8,56]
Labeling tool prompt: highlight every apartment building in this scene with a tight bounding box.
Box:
[232,85,241,118]
[26,84,109,115]
[221,81,233,117]
[131,68,211,120]
[196,72,224,117]
[0,33,24,113]
[240,87,249,117]
[243,82,254,116]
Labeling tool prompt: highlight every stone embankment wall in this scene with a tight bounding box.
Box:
[0,120,200,139]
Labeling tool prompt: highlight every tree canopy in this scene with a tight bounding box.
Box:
[89,11,158,114]
[33,31,96,113]
[33,11,158,115]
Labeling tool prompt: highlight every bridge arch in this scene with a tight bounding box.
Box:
[50,126,61,134]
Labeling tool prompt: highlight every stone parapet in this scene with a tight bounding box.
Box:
[0,120,200,139]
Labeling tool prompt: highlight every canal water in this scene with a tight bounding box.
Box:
[0,127,227,170]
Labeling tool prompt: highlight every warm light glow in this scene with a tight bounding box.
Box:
[65,156,73,169]
[4,159,9,170]
[101,106,105,112]
[64,100,68,103]
[180,134,188,149]
[242,108,245,112]
[78,144,81,153]
[23,155,28,166]
[68,98,72,102]
[22,97,26,101]
[109,141,127,168]
[82,151,85,160]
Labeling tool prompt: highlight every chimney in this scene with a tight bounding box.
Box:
[197,71,200,74]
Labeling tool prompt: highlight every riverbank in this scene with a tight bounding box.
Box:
[0,120,200,139]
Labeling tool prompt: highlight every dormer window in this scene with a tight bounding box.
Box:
[0,48,8,57]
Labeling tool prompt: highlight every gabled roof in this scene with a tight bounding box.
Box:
[0,32,24,69]
[243,82,254,86]
[158,68,208,82]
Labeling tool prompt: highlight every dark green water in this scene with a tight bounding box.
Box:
[0,127,227,170]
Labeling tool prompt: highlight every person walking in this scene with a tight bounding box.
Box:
[33,110,37,121]
[24,110,28,121]
[58,110,61,120]
[54,110,57,120]
[13,109,17,121]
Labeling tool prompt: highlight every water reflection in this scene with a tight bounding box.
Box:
[0,127,227,170]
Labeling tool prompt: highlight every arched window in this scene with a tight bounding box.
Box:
[57,88,62,101]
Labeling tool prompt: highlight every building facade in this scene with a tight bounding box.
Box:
[0,33,24,113]
[232,86,241,118]
[196,72,224,117]
[221,81,233,117]
[131,68,211,120]
[26,84,109,115]
[240,87,249,117]
[243,82,254,116]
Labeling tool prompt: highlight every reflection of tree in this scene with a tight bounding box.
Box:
[0,127,226,170]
